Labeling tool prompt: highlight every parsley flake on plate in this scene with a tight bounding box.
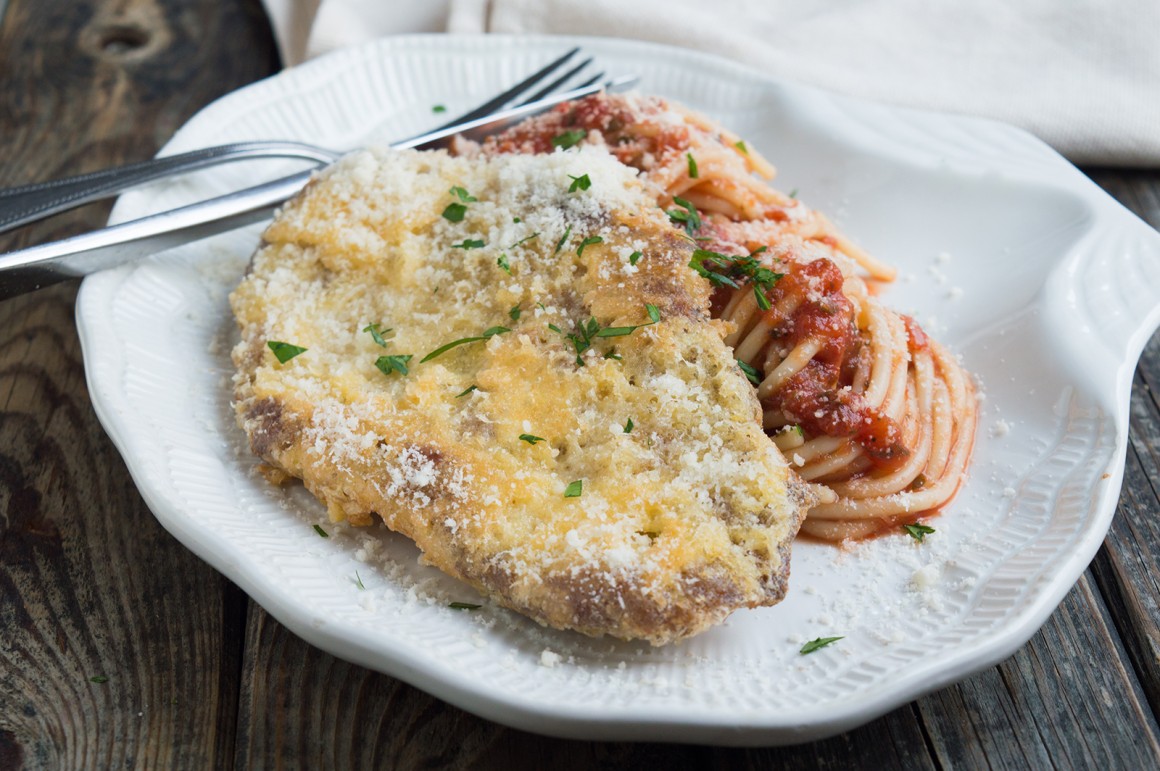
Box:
[554,224,572,254]
[362,322,393,347]
[519,434,546,445]
[421,326,510,362]
[629,251,642,266]
[497,253,511,273]
[624,418,634,433]
[455,385,478,398]
[800,636,843,655]
[689,248,784,310]
[559,305,660,365]
[737,359,762,385]
[442,202,467,222]
[452,238,485,250]
[686,152,698,178]
[667,196,702,234]
[509,232,539,249]
[267,340,307,363]
[576,235,603,256]
[375,354,412,376]
[564,480,583,498]
[449,602,481,610]
[449,186,477,202]
[551,129,586,149]
[313,524,329,538]
[568,173,591,192]
[903,523,936,542]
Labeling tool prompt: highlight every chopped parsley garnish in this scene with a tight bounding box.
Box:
[737,359,762,385]
[442,202,467,222]
[666,196,702,234]
[433,104,447,113]
[903,523,936,542]
[686,152,699,178]
[267,340,307,363]
[375,354,412,376]
[629,251,642,266]
[735,140,749,154]
[789,188,799,199]
[90,675,109,684]
[509,304,522,321]
[421,326,510,362]
[564,480,583,498]
[554,224,572,254]
[455,385,478,398]
[551,129,587,149]
[354,571,365,590]
[624,418,634,433]
[509,232,540,249]
[576,235,603,256]
[689,248,784,310]
[452,238,486,250]
[800,636,843,655]
[497,253,511,273]
[568,173,591,192]
[557,305,661,365]
[449,186,477,202]
[603,349,622,361]
[513,216,522,223]
[313,524,329,538]
[689,249,740,288]
[754,286,772,310]
[362,322,393,347]
[519,434,546,445]
[449,602,481,610]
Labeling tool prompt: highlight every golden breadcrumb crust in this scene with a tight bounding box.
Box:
[231,146,810,644]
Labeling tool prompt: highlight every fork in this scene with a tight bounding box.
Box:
[0,47,602,236]
[0,54,635,300]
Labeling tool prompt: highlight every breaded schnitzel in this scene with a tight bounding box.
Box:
[230,145,810,644]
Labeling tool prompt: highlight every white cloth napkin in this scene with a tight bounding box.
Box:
[259,0,1160,167]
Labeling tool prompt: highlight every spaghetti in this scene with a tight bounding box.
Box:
[480,93,977,542]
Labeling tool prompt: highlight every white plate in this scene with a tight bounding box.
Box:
[76,35,1160,745]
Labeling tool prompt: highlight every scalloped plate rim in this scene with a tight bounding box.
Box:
[75,33,1160,745]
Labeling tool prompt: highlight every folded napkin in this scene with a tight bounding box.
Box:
[260,0,1160,167]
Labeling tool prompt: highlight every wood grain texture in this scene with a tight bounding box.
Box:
[0,0,278,768]
[1086,170,1160,722]
[919,574,1160,770]
[233,603,937,770]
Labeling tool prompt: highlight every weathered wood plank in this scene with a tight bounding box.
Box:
[0,0,278,768]
[1084,170,1160,719]
[919,573,1160,770]
[233,604,935,769]
[1090,333,1160,716]
[912,172,1160,770]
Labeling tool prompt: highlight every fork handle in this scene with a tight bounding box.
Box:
[0,170,313,299]
[0,141,337,236]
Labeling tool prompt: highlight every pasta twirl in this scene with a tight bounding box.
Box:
[481,93,977,541]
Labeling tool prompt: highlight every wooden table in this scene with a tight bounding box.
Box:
[2,1,1159,767]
